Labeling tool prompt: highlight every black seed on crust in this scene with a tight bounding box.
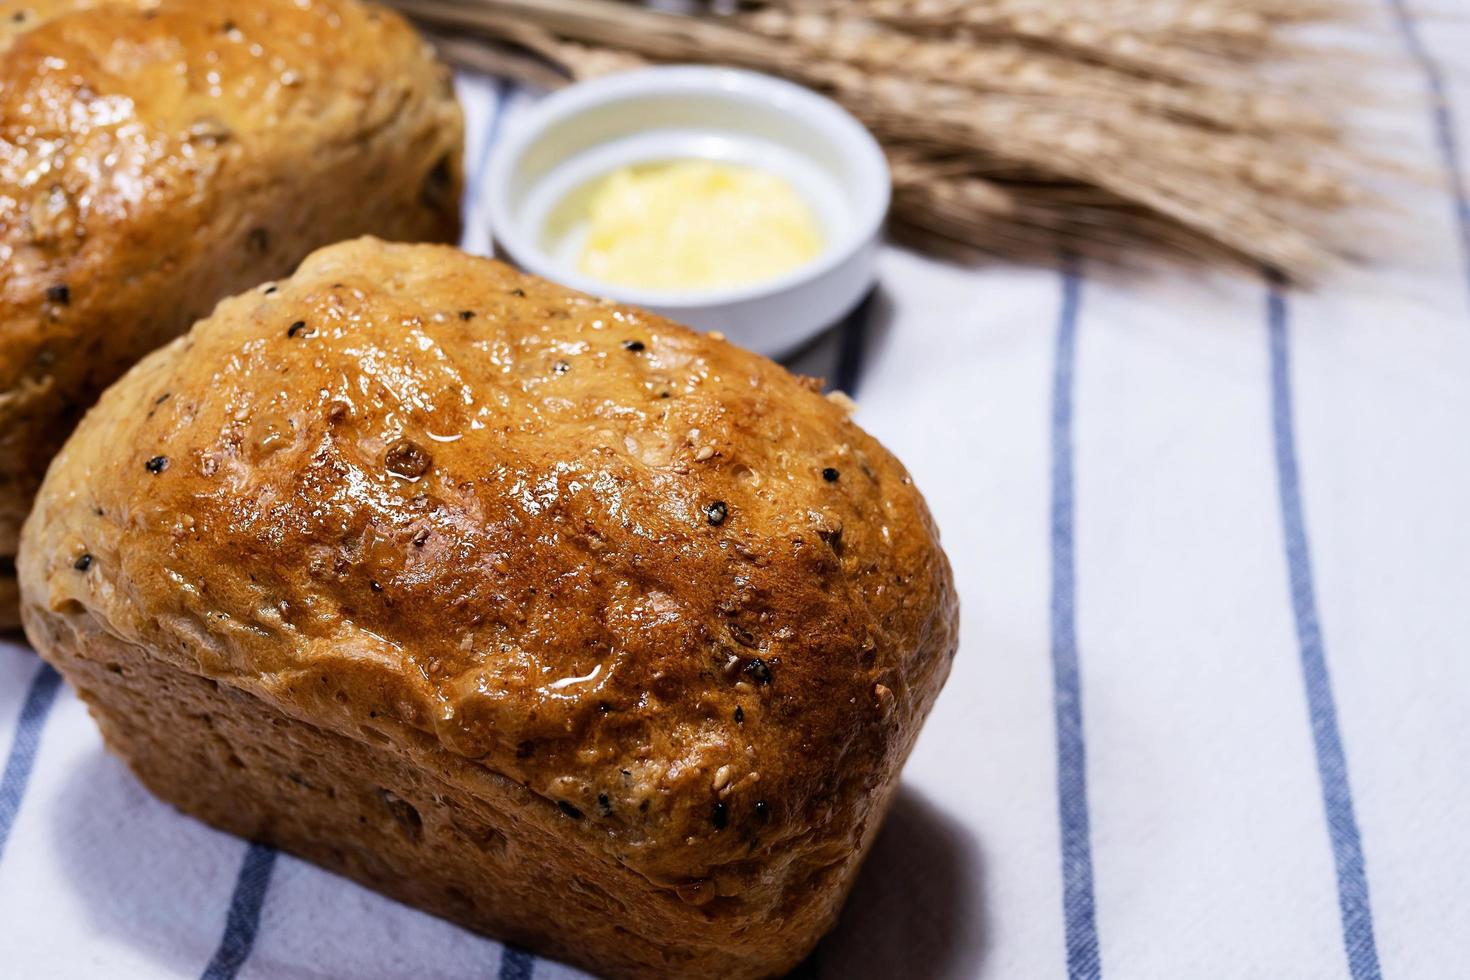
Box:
[385,440,432,479]
[742,658,772,686]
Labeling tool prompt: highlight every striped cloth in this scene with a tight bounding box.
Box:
[4,22,1470,976]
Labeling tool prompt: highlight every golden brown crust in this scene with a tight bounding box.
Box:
[20,238,958,977]
[0,0,463,579]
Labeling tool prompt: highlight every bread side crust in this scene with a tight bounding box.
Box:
[26,597,879,979]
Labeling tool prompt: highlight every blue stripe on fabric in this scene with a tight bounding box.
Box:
[200,843,279,980]
[1265,275,1383,980]
[0,662,63,863]
[833,290,876,398]
[498,945,536,980]
[1385,0,1470,303]
[1049,261,1101,980]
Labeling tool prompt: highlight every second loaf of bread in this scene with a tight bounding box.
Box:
[0,0,464,627]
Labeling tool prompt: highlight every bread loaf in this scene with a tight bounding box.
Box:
[0,0,464,627]
[19,238,958,978]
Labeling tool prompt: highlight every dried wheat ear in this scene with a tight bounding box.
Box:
[394,0,1379,280]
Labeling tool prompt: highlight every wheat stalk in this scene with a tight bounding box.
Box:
[392,0,1371,279]
[742,10,1338,136]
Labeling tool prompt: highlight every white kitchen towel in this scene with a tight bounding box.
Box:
[4,12,1470,977]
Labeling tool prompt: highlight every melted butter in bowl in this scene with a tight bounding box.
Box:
[576,160,825,291]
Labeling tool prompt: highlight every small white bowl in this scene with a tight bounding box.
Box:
[486,66,890,357]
